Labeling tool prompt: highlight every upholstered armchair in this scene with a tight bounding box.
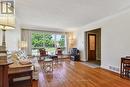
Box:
[70,48,80,61]
[39,48,48,60]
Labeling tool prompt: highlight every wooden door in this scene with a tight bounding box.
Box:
[88,34,96,61]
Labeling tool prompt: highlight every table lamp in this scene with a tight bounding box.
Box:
[19,41,27,50]
[0,15,15,51]
[0,0,15,51]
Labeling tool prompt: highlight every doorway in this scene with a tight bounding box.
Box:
[85,28,101,67]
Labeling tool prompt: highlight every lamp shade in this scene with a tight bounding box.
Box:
[0,14,15,30]
[19,41,27,49]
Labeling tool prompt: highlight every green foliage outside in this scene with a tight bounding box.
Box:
[59,35,65,48]
[32,32,65,54]
[32,32,54,47]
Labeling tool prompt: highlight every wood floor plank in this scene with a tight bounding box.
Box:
[33,59,130,87]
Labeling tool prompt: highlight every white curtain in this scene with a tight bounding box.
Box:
[21,29,72,55]
[66,32,75,53]
[21,29,32,55]
[65,32,70,53]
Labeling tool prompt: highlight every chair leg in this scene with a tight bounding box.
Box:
[52,61,53,71]
[124,69,130,78]
[128,70,130,78]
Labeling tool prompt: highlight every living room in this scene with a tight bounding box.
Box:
[1,0,130,87]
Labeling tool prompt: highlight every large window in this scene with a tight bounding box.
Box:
[32,32,66,56]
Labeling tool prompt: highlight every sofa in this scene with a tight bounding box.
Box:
[10,50,40,80]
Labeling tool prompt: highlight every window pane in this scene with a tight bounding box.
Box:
[89,35,95,50]
[32,32,66,56]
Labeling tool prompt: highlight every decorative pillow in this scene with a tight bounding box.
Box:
[11,52,19,61]
[16,50,28,60]
[11,50,32,65]
[19,58,31,65]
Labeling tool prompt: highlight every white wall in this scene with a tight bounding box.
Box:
[76,8,130,72]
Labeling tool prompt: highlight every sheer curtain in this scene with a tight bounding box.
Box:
[21,29,32,55]
[65,32,69,53]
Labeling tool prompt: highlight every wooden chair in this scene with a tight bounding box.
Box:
[120,57,130,78]
[56,48,62,55]
[55,48,63,62]
[39,48,48,60]
[39,48,53,72]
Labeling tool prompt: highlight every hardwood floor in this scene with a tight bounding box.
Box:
[33,59,130,87]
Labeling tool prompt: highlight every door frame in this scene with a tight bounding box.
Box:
[85,28,101,62]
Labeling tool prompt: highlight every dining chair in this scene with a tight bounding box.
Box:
[120,57,130,78]
[39,48,53,72]
[55,48,63,62]
[39,48,48,60]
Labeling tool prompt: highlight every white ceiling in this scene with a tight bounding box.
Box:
[16,0,130,31]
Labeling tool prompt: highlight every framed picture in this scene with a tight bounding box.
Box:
[1,1,14,14]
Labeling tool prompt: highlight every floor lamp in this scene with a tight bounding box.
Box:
[0,17,15,63]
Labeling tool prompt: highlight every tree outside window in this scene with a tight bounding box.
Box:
[32,32,66,56]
